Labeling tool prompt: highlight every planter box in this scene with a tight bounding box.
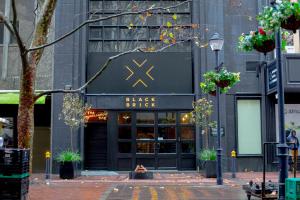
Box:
[0,148,30,176]
[129,171,153,179]
[59,161,80,179]
[0,175,29,199]
[203,160,216,178]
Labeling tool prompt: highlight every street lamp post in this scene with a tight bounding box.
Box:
[209,33,224,185]
[270,1,289,199]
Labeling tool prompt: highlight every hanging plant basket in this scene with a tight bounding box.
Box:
[281,14,300,33]
[215,80,230,88]
[253,39,275,55]
[209,90,216,96]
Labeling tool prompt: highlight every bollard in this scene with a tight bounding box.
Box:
[45,151,51,180]
[231,150,236,178]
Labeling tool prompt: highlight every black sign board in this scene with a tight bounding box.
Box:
[87,52,193,94]
[267,61,277,92]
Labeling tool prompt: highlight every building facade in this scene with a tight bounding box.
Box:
[48,0,300,172]
[0,0,53,172]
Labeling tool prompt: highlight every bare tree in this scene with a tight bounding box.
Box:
[0,0,203,149]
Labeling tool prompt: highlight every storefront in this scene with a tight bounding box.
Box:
[84,107,196,170]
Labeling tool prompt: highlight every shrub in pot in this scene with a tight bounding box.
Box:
[199,149,217,178]
[200,68,240,96]
[238,28,288,55]
[56,150,81,179]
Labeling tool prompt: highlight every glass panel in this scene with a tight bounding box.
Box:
[159,143,176,153]
[137,142,154,153]
[118,112,131,124]
[103,1,118,11]
[0,0,4,13]
[136,113,154,124]
[181,142,195,153]
[90,28,102,39]
[158,127,175,139]
[181,127,195,140]
[103,41,118,52]
[120,28,147,40]
[0,23,3,44]
[119,41,147,52]
[238,100,262,154]
[118,127,131,139]
[180,113,193,124]
[137,127,154,139]
[89,1,102,12]
[103,28,118,40]
[89,41,102,52]
[158,112,176,124]
[118,142,131,153]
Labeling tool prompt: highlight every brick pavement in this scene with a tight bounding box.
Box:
[27,171,300,200]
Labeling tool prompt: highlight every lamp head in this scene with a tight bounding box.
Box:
[209,33,224,51]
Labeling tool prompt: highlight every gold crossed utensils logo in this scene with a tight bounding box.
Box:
[125,59,154,87]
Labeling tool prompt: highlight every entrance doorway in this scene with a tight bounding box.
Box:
[117,112,195,170]
[84,123,107,170]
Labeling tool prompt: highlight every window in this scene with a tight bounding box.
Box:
[237,99,262,155]
[0,0,18,44]
[118,112,132,153]
[88,0,192,52]
[0,23,3,44]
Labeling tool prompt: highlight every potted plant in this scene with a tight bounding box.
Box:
[56,150,81,179]
[257,0,300,33]
[191,98,216,149]
[238,28,276,54]
[200,68,240,95]
[58,93,91,179]
[199,149,217,178]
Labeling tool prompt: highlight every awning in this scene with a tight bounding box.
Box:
[0,93,46,104]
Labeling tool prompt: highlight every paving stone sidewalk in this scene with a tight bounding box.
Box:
[27,171,299,200]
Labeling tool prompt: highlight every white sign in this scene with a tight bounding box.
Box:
[276,104,300,143]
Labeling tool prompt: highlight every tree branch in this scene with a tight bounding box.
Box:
[33,38,193,102]
[0,12,14,36]
[11,0,17,27]
[10,0,27,56]
[27,0,57,65]
[28,0,192,52]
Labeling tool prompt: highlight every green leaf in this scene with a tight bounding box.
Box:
[166,21,172,28]
[172,14,177,20]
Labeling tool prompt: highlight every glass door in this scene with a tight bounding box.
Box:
[156,112,177,169]
[135,112,156,169]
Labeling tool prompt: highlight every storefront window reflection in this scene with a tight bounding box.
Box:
[158,127,176,139]
[118,127,131,139]
[159,143,176,153]
[137,142,155,153]
[158,112,176,124]
[118,112,131,124]
[181,127,195,140]
[136,113,154,124]
[181,142,195,153]
[137,127,154,139]
[118,142,131,153]
[180,113,193,124]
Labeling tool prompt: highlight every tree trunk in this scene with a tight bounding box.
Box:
[17,64,36,149]
[70,127,73,151]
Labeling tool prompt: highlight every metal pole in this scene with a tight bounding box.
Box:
[271,2,288,199]
[215,50,223,185]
